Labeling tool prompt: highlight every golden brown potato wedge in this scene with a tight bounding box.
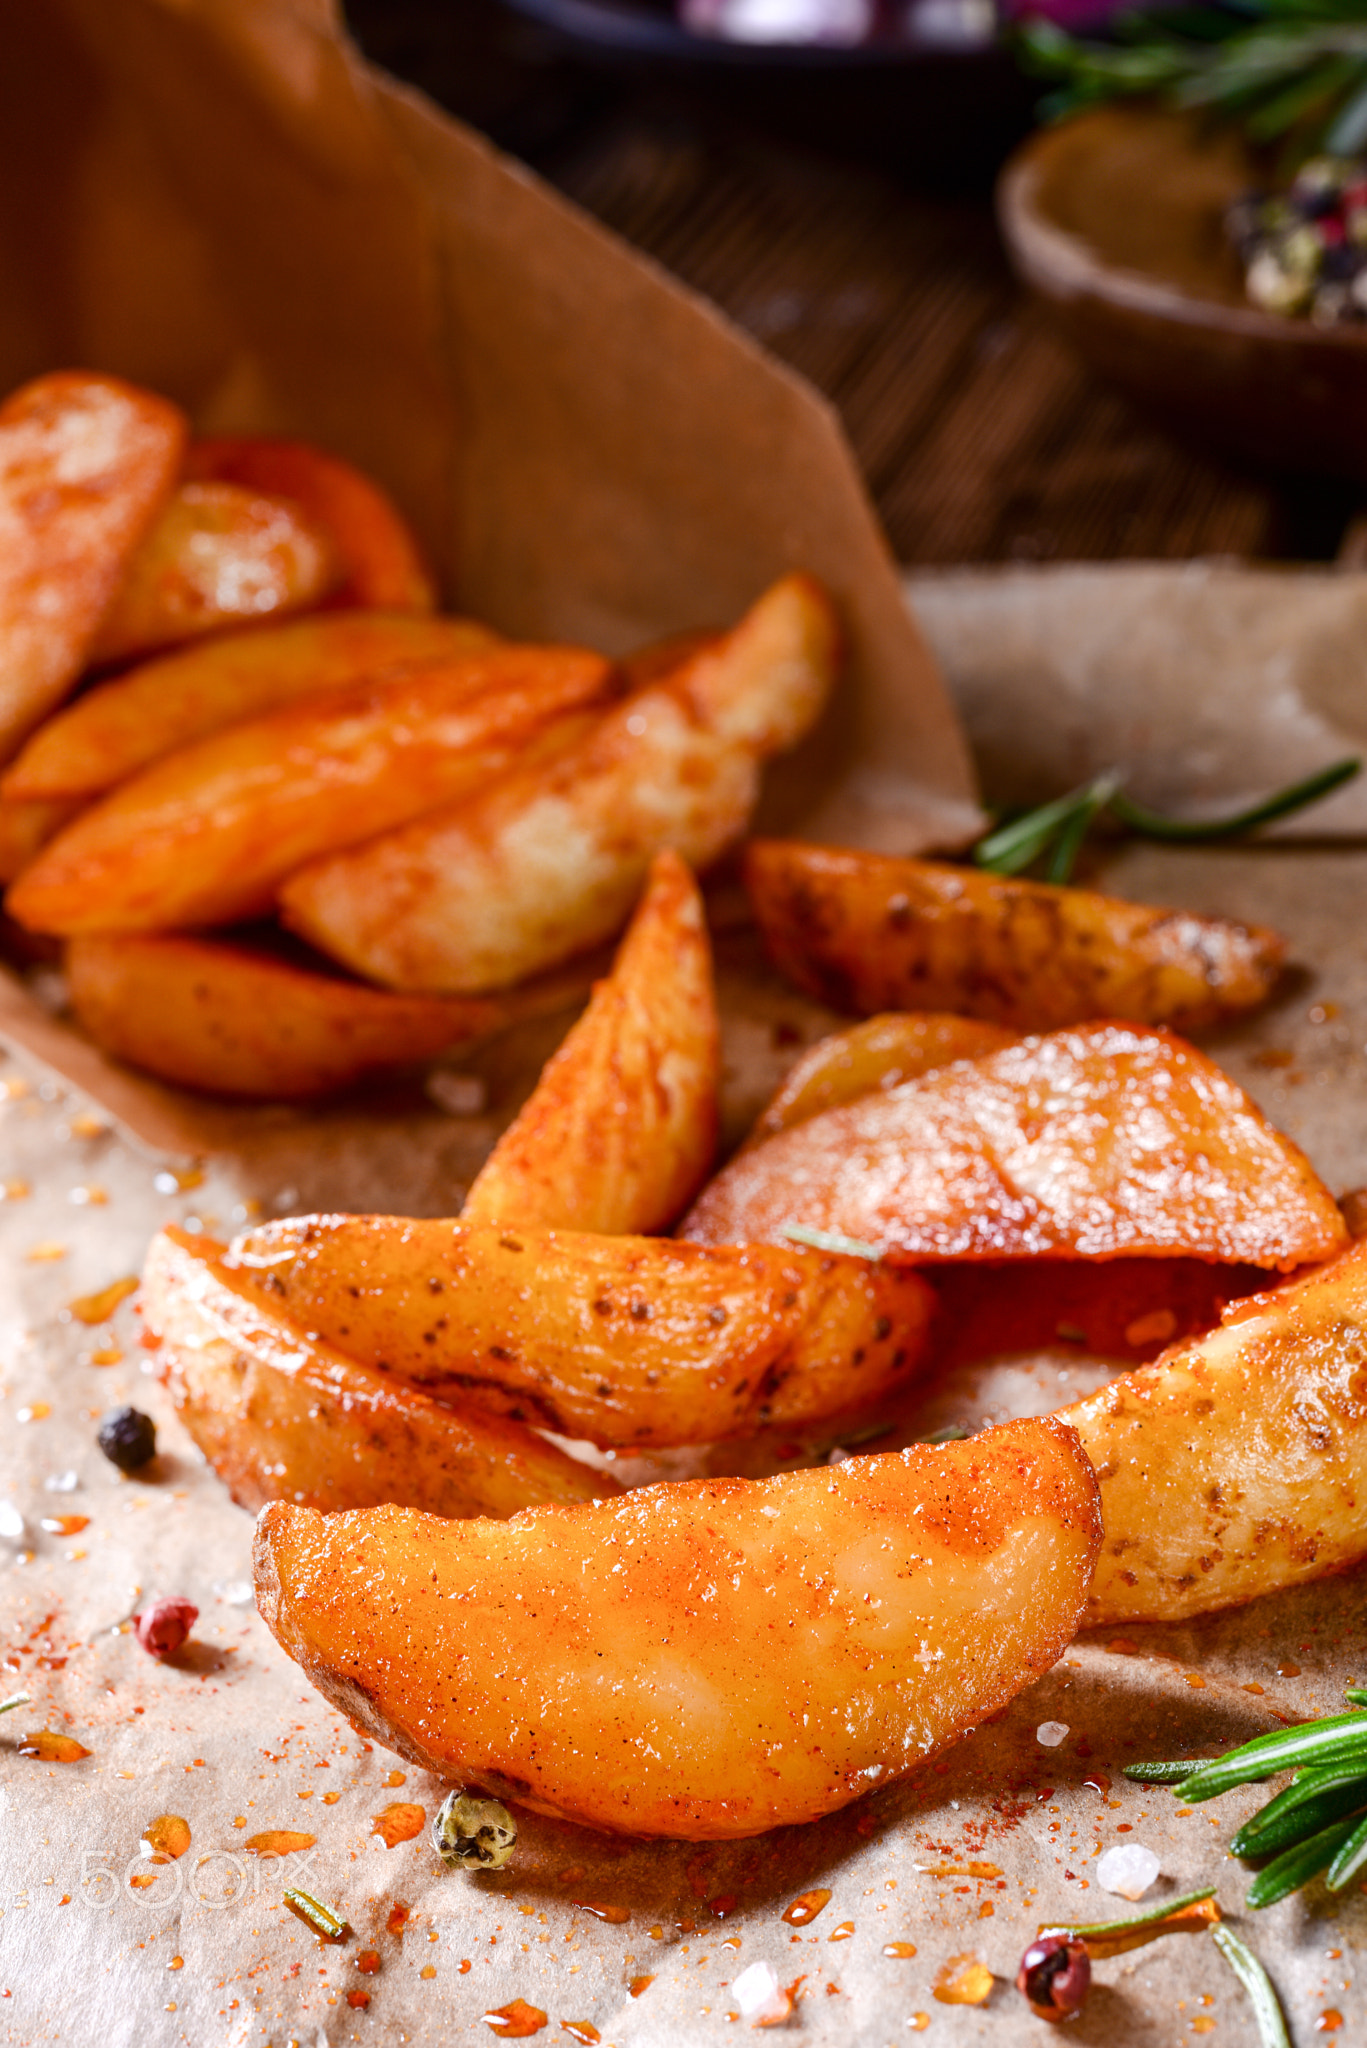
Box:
[226,1213,933,1448]
[65,933,505,1099]
[0,372,185,761]
[8,647,612,934]
[744,1012,1016,1151]
[745,840,1286,1034]
[254,1416,1101,1838]
[0,798,82,884]
[462,850,719,1233]
[278,573,838,993]
[1063,1238,1367,1622]
[89,480,339,664]
[2,612,499,804]
[684,1020,1346,1271]
[185,436,437,613]
[142,1228,614,1517]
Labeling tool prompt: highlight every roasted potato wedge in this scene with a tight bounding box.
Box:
[65,933,505,1099]
[185,436,437,613]
[0,798,82,884]
[142,1229,614,1516]
[462,850,719,1233]
[226,1213,934,1448]
[254,1416,1101,1838]
[89,479,338,664]
[744,1011,1015,1151]
[0,372,185,761]
[1064,1239,1367,1622]
[746,840,1286,1034]
[684,1020,1346,1271]
[278,573,838,993]
[9,647,612,934]
[2,612,499,805]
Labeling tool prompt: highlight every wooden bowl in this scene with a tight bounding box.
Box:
[997,103,1367,479]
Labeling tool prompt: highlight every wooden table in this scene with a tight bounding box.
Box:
[348,0,1359,567]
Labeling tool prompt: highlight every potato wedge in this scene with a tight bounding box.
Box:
[185,436,437,613]
[142,1228,614,1516]
[65,933,505,1099]
[89,480,338,664]
[278,572,838,993]
[462,850,719,1233]
[746,840,1286,1034]
[744,1012,1016,1151]
[224,1212,933,1448]
[0,371,185,761]
[8,648,612,934]
[0,798,82,884]
[684,1020,1346,1270]
[1063,1238,1367,1622]
[2,612,500,804]
[254,1416,1101,1838]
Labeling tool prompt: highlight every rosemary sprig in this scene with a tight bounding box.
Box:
[1245,1812,1362,1907]
[1037,1884,1217,1944]
[1210,1924,1293,2048]
[1229,1763,1367,1856]
[974,757,1360,884]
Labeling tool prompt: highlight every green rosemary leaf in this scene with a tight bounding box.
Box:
[1326,65,1367,148]
[1046,774,1121,883]
[973,775,1115,875]
[780,1223,883,1261]
[1246,1813,1361,1906]
[916,1423,973,1445]
[1036,1884,1217,1941]
[1326,1804,1367,1889]
[1344,1688,1367,1707]
[1123,1759,1205,1782]
[1107,757,1360,842]
[1229,1766,1367,1857]
[0,1691,31,1716]
[1177,1712,1367,1802]
[1210,1924,1293,2048]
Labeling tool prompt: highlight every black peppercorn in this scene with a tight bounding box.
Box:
[1016,1934,1091,2023]
[97,1404,157,1472]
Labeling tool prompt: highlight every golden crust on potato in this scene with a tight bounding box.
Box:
[745,839,1286,1034]
[142,1227,615,1517]
[1065,1237,1367,1622]
[462,849,719,1234]
[253,1417,1101,1838]
[744,1011,1015,1151]
[684,1020,1346,1270]
[226,1213,934,1449]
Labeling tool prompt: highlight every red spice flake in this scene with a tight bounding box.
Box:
[355,1951,381,1976]
[18,1730,89,1762]
[346,1990,371,2010]
[782,1888,832,1926]
[242,1830,316,1856]
[573,1902,629,1924]
[66,1276,138,1326]
[39,1515,89,1536]
[482,2000,548,2036]
[371,1802,425,1848]
[628,1976,655,1998]
[386,1904,410,1936]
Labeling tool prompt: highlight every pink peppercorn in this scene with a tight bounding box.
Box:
[135,1597,198,1658]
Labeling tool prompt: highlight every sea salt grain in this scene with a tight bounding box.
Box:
[213,1580,254,1606]
[733,1961,788,2025]
[1036,1721,1069,1748]
[44,1472,78,1493]
[1095,1843,1161,1901]
[0,1503,26,1541]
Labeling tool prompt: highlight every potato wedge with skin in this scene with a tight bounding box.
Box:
[2,612,499,804]
[0,372,186,761]
[744,1012,1016,1151]
[225,1213,934,1448]
[142,1229,614,1517]
[462,851,719,1233]
[746,840,1286,1034]
[1063,1238,1367,1623]
[0,798,82,885]
[8,648,612,935]
[185,436,437,613]
[253,1416,1101,1838]
[65,933,506,1099]
[684,1021,1346,1271]
[279,573,838,994]
[89,480,339,665]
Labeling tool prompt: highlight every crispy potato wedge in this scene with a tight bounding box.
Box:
[254,1416,1101,1837]
[0,372,185,761]
[462,850,719,1233]
[89,480,338,664]
[9,647,612,934]
[65,933,505,1099]
[185,436,437,613]
[746,840,1286,1034]
[142,1228,614,1517]
[278,572,838,993]
[2,612,499,804]
[1063,1239,1367,1622]
[0,798,82,884]
[684,1020,1347,1270]
[744,1012,1016,1151]
[225,1212,934,1448]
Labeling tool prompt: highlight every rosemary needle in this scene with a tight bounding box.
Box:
[1210,1924,1292,2048]
[1036,1885,1217,1943]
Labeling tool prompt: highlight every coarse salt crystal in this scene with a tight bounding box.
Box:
[1036,1721,1069,1748]
[1095,1843,1161,1901]
[426,1071,487,1117]
[214,1580,254,1606]
[44,1471,78,1493]
[733,1961,787,2025]
[0,1502,26,1542]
